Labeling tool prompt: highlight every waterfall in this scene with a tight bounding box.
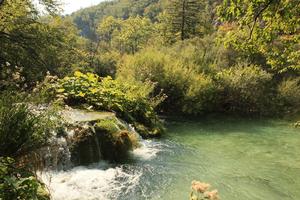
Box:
[37,108,165,200]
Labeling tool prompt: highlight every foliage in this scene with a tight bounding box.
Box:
[29,72,60,104]
[97,16,155,54]
[277,78,300,114]
[117,44,219,114]
[216,64,273,114]
[71,0,165,40]
[166,0,207,40]
[55,71,165,136]
[217,0,300,74]
[97,16,121,45]
[295,121,300,128]
[0,1,89,85]
[0,63,27,91]
[93,51,120,77]
[0,157,50,200]
[0,93,56,157]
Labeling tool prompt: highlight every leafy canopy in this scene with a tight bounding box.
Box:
[217,0,300,74]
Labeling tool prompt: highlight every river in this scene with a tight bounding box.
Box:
[42,117,300,200]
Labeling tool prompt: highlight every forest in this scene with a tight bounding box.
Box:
[0,0,299,199]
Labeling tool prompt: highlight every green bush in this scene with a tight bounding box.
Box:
[0,157,50,200]
[55,71,165,136]
[93,51,120,78]
[216,64,273,114]
[277,77,300,114]
[0,94,54,157]
[117,47,218,114]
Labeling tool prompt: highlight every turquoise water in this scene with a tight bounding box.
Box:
[155,118,300,200]
[46,118,300,200]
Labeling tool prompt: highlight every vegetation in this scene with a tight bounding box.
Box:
[54,71,165,137]
[0,0,89,84]
[0,157,50,200]
[0,93,56,199]
[216,64,273,114]
[217,0,300,74]
[70,117,139,164]
[166,0,207,41]
[117,45,217,114]
[0,94,56,158]
[0,0,299,198]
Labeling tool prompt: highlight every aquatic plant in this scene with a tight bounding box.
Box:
[190,180,220,200]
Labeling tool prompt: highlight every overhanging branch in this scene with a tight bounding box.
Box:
[249,0,273,40]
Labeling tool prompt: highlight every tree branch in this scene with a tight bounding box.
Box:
[249,0,273,40]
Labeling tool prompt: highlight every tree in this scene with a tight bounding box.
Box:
[0,0,87,85]
[167,0,204,40]
[116,16,154,54]
[217,0,300,74]
[97,16,121,45]
[97,16,154,54]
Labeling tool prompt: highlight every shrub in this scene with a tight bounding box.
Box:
[0,94,55,158]
[55,71,165,136]
[0,157,50,200]
[277,77,300,114]
[165,36,237,74]
[93,51,120,78]
[182,74,217,114]
[216,64,273,114]
[117,47,218,114]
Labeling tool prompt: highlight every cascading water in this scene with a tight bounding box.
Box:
[40,138,165,200]
[39,108,166,200]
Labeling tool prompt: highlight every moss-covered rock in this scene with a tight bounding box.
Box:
[94,119,138,161]
[69,117,138,165]
[69,125,102,166]
[134,122,163,138]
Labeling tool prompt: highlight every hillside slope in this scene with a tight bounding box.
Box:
[69,0,166,40]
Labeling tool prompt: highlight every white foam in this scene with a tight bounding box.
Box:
[41,162,142,200]
[132,140,162,160]
[41,138,165,200]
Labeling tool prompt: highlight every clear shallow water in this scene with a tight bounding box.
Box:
[44,118,300,200]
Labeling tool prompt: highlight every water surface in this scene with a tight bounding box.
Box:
[44,118,300,200]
